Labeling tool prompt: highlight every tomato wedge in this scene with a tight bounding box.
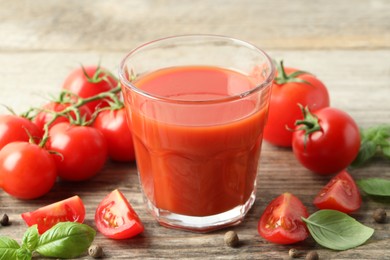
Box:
[313,170,362,213]
[95,189,144,239]
[21,196,85,234]
[258,193,309,244]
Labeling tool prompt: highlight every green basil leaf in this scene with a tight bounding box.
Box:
[21,225,39,252]
[357,178,390,197]
[351,125,390,167]
[302,210,374,251]
[350,140,377,167]
[36,222,96,259]
[0,236,22,259]
[16,247,32,260]
[382,145,390,159]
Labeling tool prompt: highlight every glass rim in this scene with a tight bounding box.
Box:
[119,34,275,104]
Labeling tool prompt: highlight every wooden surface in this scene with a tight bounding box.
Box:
[1,0,390,259]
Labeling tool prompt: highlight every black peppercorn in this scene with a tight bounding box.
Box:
[224,230,239,247]
[289,248,302,258]
[305,250,319,260]
[88,244,103,258]
[373,208,387,223]
[0,214,10,226]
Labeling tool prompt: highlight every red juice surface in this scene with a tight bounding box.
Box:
[125,66,268,217]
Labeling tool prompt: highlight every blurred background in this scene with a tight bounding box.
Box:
[1,0,389,51]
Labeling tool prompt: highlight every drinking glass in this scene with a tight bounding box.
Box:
[119,35,274,232]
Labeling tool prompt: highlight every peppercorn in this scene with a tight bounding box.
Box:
[305,250,319,260]
[373,208,387,223]
[224,230,239,248]
[88,244,104,258]
[289,248,302,258]
[0,214,10,226]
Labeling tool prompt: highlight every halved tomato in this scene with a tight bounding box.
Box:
[313,170,361,213]
[21,196,85,234]
[95,189,144,239]
[258,193,309,244]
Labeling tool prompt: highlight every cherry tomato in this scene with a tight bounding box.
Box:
[33,101,92,132]
[48,122,107,181]
[95,189,144,239]
[292,106,360,175]
[21,196,86,234]
[93,108,135,162]
[0,115,41,150]
[263,61,330,147]
[258,192,309,245]
[0,142,56,199]
[313,170,361,213]
[62,65,118,112]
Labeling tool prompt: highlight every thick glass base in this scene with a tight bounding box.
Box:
[144,190,256,233]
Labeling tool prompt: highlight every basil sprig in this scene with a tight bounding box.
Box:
[302,210,374,251]
[357,178,390,197]
[0,222,95,259]
[351,124,390,167]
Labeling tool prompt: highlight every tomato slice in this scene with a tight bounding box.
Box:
[21,196,85,234]
[95,189,144,239]
[313,170,361,213]
[258,193,309,244]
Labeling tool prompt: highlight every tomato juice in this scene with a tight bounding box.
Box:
[123,66,269,217]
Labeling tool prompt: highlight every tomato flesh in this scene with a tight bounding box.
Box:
[21,196,86,234]
[258,193,309,244]
[95,189,144,239]
[313,170,361,213]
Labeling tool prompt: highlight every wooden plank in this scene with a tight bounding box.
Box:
[0,0,389,51]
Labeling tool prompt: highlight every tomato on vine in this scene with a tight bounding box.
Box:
[0,141,57,199]
[0,114,42,150]
[62,65,118,112]
[263,61,330,147]
[33,101,92,132]
[292,106,360,175]
[48,122,107,181]
[93,107,135,162]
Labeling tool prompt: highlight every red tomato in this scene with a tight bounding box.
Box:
[95,189,144,239]
[21,196,86,234]
[313,170,361,213]
[62,65,118,112]
[292,107,360,175]
[0,115,41,150]
[33,101,92,132]
[0,142,56,199]
[263,62,330,147]
[93,108,135,162]
[258,193,309,245]
[48,122,107,181]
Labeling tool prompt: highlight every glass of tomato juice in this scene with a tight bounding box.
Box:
[119,35,275,232]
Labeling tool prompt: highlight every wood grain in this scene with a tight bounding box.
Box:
[1,0,389,51]
[0,0,390,259]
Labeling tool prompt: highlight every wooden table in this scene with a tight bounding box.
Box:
[1,0,389,259]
